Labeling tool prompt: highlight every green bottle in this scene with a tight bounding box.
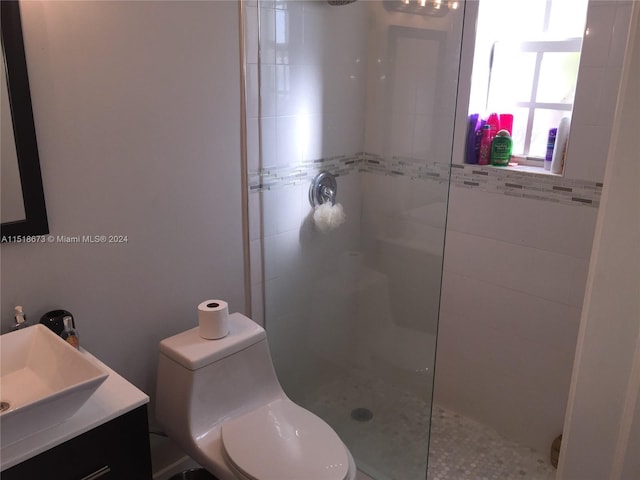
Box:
[491,129,513,166]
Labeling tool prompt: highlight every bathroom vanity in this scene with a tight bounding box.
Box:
[0,350,152,479]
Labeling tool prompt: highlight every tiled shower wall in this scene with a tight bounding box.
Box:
[244,0,369,389]
[246,0,632,457]
[436,0,634,455]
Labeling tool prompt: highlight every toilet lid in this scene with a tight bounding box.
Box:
[221,399,350,480]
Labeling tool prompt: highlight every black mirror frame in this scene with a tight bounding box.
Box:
[1,0,48,241]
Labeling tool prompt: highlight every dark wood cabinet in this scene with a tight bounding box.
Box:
[3,405,152,480]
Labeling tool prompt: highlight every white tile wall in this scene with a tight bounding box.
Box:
[260,116,278,168]
[564,0,633,181]
[435,310,573,454]
[259,6,277,65]
[258,64,277,118]
[276,115,303,165]
[610,1,635,67]
[563,123,611,180]
[441,273,582,353]
[436,294,576,453]
[250,0,368,172]
[251,163,363,383]
[580,2,619,67]
[250,282,265,327]
[446,186,599,259]
[245,5,259,65]
[246,117,261,172]
[302,113,324,162]
[434,0,631,456]
[443,230,590,308]
[435,181,597,451]
[435,187,597,452]
[245,0,630,467]
[572,65,607,123]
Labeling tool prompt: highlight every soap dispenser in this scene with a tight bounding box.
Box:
[13,306,29,330]
[61,315,79,349]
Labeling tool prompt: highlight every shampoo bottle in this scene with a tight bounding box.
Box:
[486,112,500,139]
[478,124,492,165]
[491,129,513,166]
[465,114,480,164]
[473,119,487,163]
[545,128,557,171]
[499,113,513,136]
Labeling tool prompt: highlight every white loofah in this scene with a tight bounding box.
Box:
[313,202,346,233]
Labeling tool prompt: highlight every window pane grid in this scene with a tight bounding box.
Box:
[522,51,544,156]
[516,102,573,111]
[470,0,589,167]
[489,40,580,157]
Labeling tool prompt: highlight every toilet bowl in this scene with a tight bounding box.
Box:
[156,312,356,480]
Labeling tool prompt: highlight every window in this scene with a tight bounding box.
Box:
[468,0,589,164]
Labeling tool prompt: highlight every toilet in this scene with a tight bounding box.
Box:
[156,312,356,480]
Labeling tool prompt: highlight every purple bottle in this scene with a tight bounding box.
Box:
[473,119,487,164]
[545,128,557,171]
[466,114,480,164]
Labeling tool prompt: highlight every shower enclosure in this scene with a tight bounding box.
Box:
[244,1,464,478]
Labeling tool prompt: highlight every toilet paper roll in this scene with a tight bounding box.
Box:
[198,300,229,340]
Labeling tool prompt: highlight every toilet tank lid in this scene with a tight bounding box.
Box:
[158,313,266,370]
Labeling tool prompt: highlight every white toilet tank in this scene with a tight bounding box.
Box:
[156,313,284,444]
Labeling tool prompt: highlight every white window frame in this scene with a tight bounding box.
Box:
[459,0,590,171]
[488,37,582,159]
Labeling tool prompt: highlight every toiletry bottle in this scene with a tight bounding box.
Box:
[551,117,570,174]
[465,114,480,164]
[61,315,79,349]
[473,119,486,163]
[13,305,29,330]
[478,124,492,165]
[40,309,73,336]
[545,128,557,171]
[499,113,513,136]
[491,129,513,166]
[486,112,501,139]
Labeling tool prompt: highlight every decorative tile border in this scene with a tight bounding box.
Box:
[248,153,602,208]
[248,154,362,192]
[449,163,602,207]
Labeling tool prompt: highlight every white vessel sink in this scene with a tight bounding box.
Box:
[0,324,108,446]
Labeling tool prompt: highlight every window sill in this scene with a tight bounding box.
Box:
[491,163,562,176]
[470,155,563,177]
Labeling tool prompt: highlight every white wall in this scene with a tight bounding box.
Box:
[0,0,245,413]
[434,0,634,455]
[564,0,634,182]
[559,3,640,477]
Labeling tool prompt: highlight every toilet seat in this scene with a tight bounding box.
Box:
[221,399,350,480]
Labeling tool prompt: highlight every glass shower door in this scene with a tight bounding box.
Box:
[245,1,465,478]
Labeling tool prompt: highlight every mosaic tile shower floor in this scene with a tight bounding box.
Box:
[428,405,556,480]
[305,368,556,480]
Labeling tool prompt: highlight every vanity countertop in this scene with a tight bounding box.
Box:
[0,348,149,471]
